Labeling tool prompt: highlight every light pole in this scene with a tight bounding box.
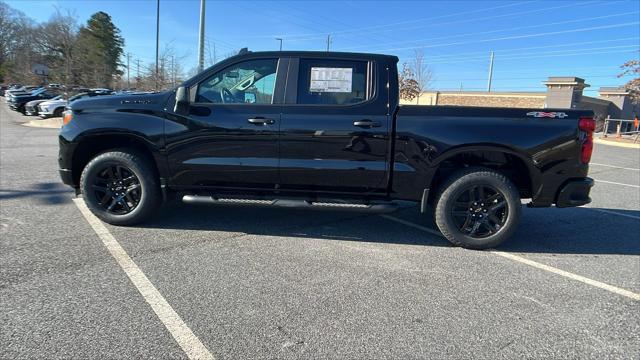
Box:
[155,0,160,91]
[197,0,206,73]
[276,38,283,51]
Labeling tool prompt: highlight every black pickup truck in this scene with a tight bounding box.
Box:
[58,51,594,249]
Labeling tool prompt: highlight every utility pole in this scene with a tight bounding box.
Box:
[135,59,141,89]
[326,34,332,51]
[171,55,175,85]
[155,0,160,91]
[487,50,494,92]
[197,0,206,73]
[213,42,216,63]
[126,53,131,89]
[276,38,283,51]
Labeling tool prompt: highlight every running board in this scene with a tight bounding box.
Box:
[182,195,398,213]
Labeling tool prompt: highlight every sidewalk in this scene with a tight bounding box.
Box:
[594,136,640,149]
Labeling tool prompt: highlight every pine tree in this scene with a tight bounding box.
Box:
[73,11,124,88]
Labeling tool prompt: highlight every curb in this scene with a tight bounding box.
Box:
[594,138,640,149]
[22,118,63,129]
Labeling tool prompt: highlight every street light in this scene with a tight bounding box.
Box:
[276,38,283,51]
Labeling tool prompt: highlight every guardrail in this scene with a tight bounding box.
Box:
[601,116,640,143]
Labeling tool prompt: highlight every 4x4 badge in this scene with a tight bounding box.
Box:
[526,111,569,118]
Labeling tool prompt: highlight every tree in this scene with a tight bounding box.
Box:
[74,11,124,88]
[399,62,420,102]
[0,2,39,84]
[35,9,79,87]
[410,49,433,104]
[618,59,639,104]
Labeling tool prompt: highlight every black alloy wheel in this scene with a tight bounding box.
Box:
[450,184,508,238]
[92,164,142,215]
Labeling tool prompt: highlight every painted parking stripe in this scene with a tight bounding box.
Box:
[590,163,640,171]
[380,214,640,302]
[593,179,640,188]
[73,198,215,360]
[587,208,640,220]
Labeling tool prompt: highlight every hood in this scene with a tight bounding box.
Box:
[40,98,67,107]
[26,99,49,107]
[69,91,172,112]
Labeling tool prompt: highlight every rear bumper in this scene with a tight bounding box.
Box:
[555,177,593,208]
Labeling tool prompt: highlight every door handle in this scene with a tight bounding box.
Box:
[353,120,381,128]
[248,117,275,125]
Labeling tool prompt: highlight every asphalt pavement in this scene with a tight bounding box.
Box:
[1,99,638,359]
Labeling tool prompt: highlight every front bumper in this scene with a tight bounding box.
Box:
[555,177,594,208]
[59,168,74,186]
[39,105,54,117]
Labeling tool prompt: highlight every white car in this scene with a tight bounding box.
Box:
[38,97,68,118]
[38,92,110,118]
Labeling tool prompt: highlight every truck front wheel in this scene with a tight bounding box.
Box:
[434,168,521,249]
[80,150,161,225]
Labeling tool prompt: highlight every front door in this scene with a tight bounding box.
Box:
[279,57,390,194]
[165,57,282,190]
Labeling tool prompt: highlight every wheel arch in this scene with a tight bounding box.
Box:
[426,144,540,203]
[71,133,165,187]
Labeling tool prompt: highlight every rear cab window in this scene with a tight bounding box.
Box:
[297,59,370,105]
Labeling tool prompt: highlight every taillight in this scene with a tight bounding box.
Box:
[579,117,595,133]
[581,135,593,163]
[579,116,594,164]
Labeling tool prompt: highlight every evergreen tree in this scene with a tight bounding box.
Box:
[74,11,124,87]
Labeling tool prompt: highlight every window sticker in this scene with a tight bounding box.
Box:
[309,67,353,93]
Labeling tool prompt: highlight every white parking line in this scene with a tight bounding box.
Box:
[587,208,640,220]
[593,179,640,188]
[73,199,215,360]
[381,214,640,302]
[590,163,640,171]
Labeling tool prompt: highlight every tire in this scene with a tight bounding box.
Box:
[53,107,63,118]
[433,167,521,249]
[80,149,161,225]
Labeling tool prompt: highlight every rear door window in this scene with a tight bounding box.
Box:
[297,59,369,105]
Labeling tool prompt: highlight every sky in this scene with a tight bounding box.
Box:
[5,0,640,94]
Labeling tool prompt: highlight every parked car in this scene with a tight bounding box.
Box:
[58,51,595,249]
[8,88,58,114]
[3,84,23,97]
[5,86,41,99]
[39,91,112,118]
[25,95,62,116]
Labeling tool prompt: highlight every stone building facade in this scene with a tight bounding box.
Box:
[402,76,636,122]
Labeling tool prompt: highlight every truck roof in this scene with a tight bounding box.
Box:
[225,50,399,62]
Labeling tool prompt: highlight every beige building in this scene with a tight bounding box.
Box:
[402,76,636,122]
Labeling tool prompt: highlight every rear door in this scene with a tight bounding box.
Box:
[279,57,390,194]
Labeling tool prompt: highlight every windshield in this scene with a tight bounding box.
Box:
[69,93,88,102]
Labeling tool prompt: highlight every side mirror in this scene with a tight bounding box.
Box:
[174,86,190,115]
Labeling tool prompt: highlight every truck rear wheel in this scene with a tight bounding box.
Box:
[434,168,521,249]
[80,150,161,225]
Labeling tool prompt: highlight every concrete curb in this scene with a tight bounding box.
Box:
[594,138,640,149]
[22,118,63,129]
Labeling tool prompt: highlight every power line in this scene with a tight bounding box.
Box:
[374,21,639,53]
[421,45,638,64]
[339,11,638,51]
[222,0,536,40]
[397,37,639,62]
[271,0,604,42]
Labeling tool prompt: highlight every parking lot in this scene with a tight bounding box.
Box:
[1,98,638,359]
